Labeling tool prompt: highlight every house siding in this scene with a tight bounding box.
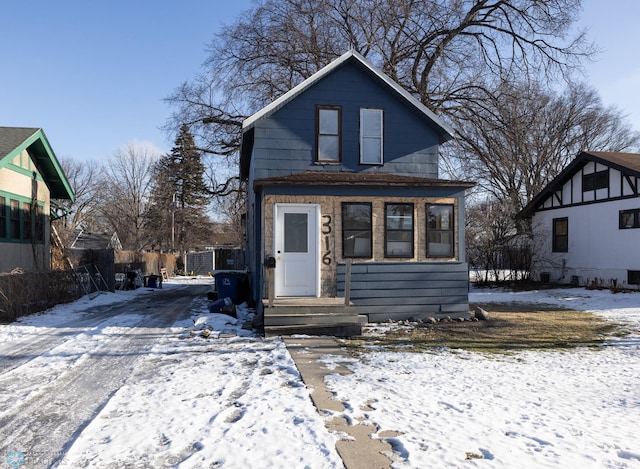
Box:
[337,261,469,320]
[532,157,640,285]
[0,151,51,272]
[250,61,440,181]
[532,191,640,286]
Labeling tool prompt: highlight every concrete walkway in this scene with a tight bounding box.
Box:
[283,337,400,469]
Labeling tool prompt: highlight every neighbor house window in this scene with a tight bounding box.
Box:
[0,196,6,239]
[552,217,568,252]
[426,204,454,258]
[620,209,640,229]
[583,169,609,192]
[10,199,20,240]
[360,108,383,164]
[23,202,32,241]
[316,106,341,162]
[342,203,372,258]
[385,203,413,257]
[628,270,640,285]
[35,204,44,242]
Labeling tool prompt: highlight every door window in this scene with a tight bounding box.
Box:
[284,213,308,252]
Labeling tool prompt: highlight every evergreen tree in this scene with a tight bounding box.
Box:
[148,125,212,254]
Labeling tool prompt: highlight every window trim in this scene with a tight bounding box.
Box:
[552,217,568,253]
[316,105,342,163]
[426,203,455,258]
[341,202,372,259]
[384,202,414,258]
[359,108,383,165]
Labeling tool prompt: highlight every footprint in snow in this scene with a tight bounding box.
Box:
[160,441,204,466]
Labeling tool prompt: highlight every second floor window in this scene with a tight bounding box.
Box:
[360,108,383,164]
[316,106,341,162]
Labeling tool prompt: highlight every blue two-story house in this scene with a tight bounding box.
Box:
[239,50,473,334]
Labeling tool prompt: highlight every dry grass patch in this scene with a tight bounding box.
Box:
[342,304,632,353]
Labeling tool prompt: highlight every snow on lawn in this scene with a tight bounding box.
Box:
[323,287,640,468]
[3,279,640,468]
[54,277,343,468]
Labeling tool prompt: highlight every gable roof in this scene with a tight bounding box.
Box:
[0,126,75,200]
[242,50,454,138]
[518,150,640,218]
[70,231,122,250]
[240,50,454,178]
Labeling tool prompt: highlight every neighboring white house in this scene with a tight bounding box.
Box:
[519,151,640,287]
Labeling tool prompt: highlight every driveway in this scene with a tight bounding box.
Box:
[0,284,207,468]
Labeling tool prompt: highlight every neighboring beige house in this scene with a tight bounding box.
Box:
[0,127,74,272]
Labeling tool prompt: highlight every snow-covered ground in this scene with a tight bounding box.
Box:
[1,278,639,468]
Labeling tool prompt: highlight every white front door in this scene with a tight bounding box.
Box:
[274,204,319,297]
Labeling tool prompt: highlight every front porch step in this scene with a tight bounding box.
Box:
[265,322,363,338]
[263,301,367,337]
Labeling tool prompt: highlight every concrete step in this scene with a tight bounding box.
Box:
[265,322,363,338]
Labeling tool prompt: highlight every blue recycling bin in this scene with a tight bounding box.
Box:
[147,275,159,288]
[214,272,245,304]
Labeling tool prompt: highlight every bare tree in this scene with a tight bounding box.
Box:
[54,157,103,234]
[165,0,594,190]
[453,81,640,216]
[98,142,160,251]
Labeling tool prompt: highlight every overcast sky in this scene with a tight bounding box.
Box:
[1,0,638,162]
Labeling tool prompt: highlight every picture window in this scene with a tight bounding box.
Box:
[342,203,372,258]
[426,204,454,257]
[385,203,413,257]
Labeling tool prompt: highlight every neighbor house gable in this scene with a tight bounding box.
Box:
[0,127,74,201]
[519,151,640,218]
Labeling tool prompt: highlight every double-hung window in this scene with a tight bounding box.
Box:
[10,199,20,240]
[360,108,383,164]
[342,203,372,258]
[385,203,413,257]
[426,204,454,257]
[23,202,32,241]
[316,106,341,162]
[35,205,44,242]
[0,196,6,239]
[552,217,568,252]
